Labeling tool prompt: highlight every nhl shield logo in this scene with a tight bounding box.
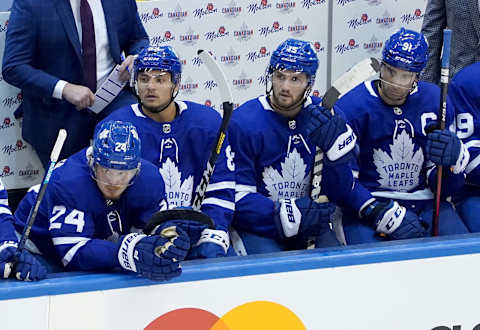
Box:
[393,107,402,115]
[288,120,296,130]
[163,124,171,133]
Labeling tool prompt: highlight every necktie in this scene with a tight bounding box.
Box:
[80,0,97,92]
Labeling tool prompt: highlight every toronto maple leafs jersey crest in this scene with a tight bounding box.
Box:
[12,149,167,270]
[0,178,17,242]
[100,101,235,232]
[230,95,355,235]
[336,80,453,203]
[448,62,480,187]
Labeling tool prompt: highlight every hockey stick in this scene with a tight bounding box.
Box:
[11,129,67,267]
[145,51,232,233]
[310,57,381,202]
[432,29,452,236]
[191,49,234,211]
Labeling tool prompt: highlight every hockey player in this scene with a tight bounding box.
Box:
[99,46,236,259]
[0,178,47,281]
[12,120,190,281]
[230,38,358,253]
[335,28,470,244]
[447,62,480,232]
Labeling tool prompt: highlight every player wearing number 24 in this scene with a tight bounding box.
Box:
[334,28,470,244]
[11,121,191,281]
[98,46,236,259]
[229,38,359,254]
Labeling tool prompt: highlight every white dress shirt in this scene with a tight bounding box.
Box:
[53,0,116,98]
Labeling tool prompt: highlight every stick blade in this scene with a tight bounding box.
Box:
[197,49,233,106]
[322,57,380,109]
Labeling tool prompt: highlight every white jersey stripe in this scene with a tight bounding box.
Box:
[62,240,90,266]
[203,197,235,211]
[372,188,434,201]
[206,181,235,192]
[53,237,91,246]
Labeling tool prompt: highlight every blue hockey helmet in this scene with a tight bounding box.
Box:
[92,120,141,171]
[268,38,319,86]
[133,46,182,85]
[382,28,429,73]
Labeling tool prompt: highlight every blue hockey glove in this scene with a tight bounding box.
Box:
[361,200,428,240]
[426,129,469,174]
[0,241,47,281]
[117,226,190,281]
[301,104,356,162]
[273,197,336,240]
[188,229,230,259]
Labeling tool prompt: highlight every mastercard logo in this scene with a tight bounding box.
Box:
[145,301,305,330]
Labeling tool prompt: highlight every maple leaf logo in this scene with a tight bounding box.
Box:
[373,130,424,191]
[159,158,194,207]
[262,149,310,201]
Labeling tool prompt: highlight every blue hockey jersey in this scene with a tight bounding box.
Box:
[13,149,167,271]
[448,62,480,187]
[100,101,235,232]
[335,80,462,211]
[230,95,355,238]
[0,179,17,243]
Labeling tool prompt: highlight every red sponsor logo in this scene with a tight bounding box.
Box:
[207,3,214,10]
[349,39,355,46]
[153,8,160,16]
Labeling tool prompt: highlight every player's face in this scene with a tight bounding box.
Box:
[378,63,417,105]
[270,70,309,114]
[137,70,177,113]
[94,164,137,200]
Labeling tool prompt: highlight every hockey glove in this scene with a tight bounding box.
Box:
[0,241,47,281]
[117,226,190,281]
[426,129,469,174]
[188,229,230,259]
[144,208,214,245]
[361,200,428,240]
[302,104,356,162]
[273,197,336,240]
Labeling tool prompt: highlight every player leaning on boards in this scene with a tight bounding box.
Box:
[448,62,480,233]
[229,39,358,254]
[334,28,470,244]
[98,46,236,259]
[0,178,47,281]
[11,121,190,281]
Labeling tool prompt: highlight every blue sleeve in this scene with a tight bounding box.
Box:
[0,179,18,242]
[449,76,480,185]
[46,185,119,271]
[125,0,149,56]
[200,134,235,232]
[2,0,58,96]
